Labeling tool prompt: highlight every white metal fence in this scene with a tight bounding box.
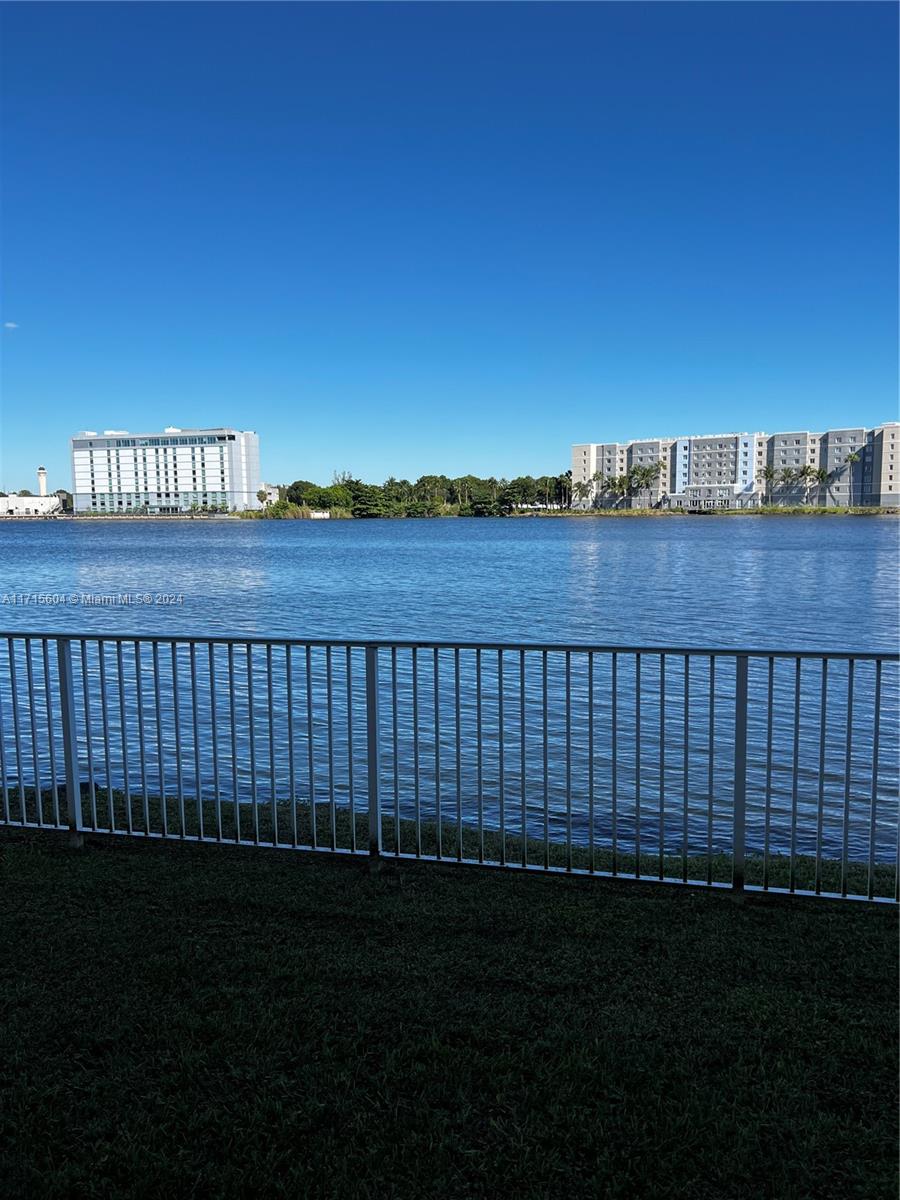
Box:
[1,632,897,902]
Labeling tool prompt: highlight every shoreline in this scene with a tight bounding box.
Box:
[2,506,896,522]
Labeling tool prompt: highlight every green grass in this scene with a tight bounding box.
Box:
[1,827,897,1199]
[12,786,898,899]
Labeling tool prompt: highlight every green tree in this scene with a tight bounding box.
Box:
[778,468,797,504]
[590,471,605,509]
[573,479,593,506]
[759,464,777,506]
[844,451,861,506]
[347,480,386,518]
[797,464,816,505]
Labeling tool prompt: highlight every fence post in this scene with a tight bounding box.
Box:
[365,645,382,867]
[732,654,748,893]
[57,637,83,849]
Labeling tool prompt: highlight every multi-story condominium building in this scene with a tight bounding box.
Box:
[866,423,899,506]
[70,427,262,514]
[572,423,898,510]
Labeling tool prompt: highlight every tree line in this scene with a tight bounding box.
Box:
[257,472,574,518]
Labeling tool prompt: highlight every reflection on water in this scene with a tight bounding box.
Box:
[0,514,896,647]
[0,517,896,869]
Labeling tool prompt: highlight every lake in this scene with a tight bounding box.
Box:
[1,515,897,648]
[1,516,897,875]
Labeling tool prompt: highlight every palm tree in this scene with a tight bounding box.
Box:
[778,468,797,505]
[572,479,592,507]
[591,471,605,509]
[844,451,861,507]
[610,474,630,508]
[645,461,663,508]
[812,467,827,507]
[797,464,816,505]
[760,464,777,507]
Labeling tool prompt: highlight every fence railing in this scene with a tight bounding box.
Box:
[1,632,898,902]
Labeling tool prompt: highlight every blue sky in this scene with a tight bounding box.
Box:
[1,1,897,492]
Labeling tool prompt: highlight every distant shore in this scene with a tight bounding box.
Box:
[513,505,899,518]
[1,506,896,523]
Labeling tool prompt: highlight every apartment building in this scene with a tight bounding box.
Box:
[572,439,671,506]
[572,423,898,509]
[70,427,262,514]
[865,423,899,506]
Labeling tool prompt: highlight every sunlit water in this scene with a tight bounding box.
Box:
[1,515,897,646]
[1,516,897,869]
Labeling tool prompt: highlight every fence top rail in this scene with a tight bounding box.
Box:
[2,630,898,663]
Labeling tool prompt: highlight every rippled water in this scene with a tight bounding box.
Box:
[1,517,897,870]
[1,514,897,647]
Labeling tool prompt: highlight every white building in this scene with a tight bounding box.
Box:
[70,427,262,514]
[1,467,63,516]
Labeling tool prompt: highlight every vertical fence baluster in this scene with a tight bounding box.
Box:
[840,660,854,897]
[115,643,131,835]
[497,650,503,866]
[635,652,641,878]
[43,640,59,827]
[520,649,527,869]
[193,643,204,841]
[81,640,97,830]
[763,657,774,890]
[659,653,665,880]
[542,651,549,871]
[412,647,420,857]
[476,648,483,864]
[152,642,165,837]
[25,639,42,826]
[392,646,400,856]
[75,643,94,830]
[366,645,381,863]
[172,643,185,837]
[867,660,881,901]
[346,646,354,853]
[0,641,9,824]
[57,637,83,848]
[326,644,335,850]
[305,645,315,850]
[682,654,689,883]
[790,658,801,892]
[815,659,828,894]
[248,644,259,845]
[97,642,113,831]
[229,643,240,843]
[286,645,296,849]
[565,650,572,872]
[455,647,462,862]
[588,652,594,874]
[268,643,277,846]
[135,642,149,835]
[706,655,715,885]
[611,651,618,876]
[210,643,222,842]
[435,648,442,861]
[732,655,748,894]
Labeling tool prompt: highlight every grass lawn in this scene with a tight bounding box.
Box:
[2,831,897,1199]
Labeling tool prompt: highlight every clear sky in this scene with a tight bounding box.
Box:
[1,1,897,492]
